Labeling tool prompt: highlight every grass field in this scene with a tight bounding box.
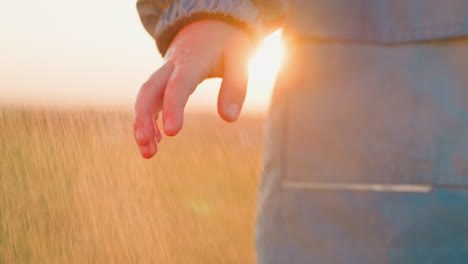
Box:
[0,107,265,263]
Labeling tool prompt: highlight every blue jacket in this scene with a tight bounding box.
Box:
[136,0,468,55]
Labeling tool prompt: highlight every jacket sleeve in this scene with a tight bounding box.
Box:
[136,0,286,55]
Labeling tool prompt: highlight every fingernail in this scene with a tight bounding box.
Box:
[226,104,240,120]
[141,144,153,159]
[164,118,174,132]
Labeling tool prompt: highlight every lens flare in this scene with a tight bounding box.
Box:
[247,29,284,111]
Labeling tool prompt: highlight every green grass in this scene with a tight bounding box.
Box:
[0,107,264,263]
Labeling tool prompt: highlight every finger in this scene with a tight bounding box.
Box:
[140,122,161,158]
[217,48,249,122]
[134,63,173,147]
[162,64,206,136]
[139,138,157,159]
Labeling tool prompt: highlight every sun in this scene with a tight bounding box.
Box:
[246,29,284,112]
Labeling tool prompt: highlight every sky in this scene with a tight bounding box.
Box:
[0,0,282,112]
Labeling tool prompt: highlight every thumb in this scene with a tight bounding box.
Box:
[217,48,250,122]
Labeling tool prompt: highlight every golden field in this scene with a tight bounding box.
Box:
[0,107,265,263]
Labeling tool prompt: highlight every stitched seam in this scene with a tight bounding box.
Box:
[275,73,292,262]
[285,21,468,45]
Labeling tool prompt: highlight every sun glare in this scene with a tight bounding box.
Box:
[247,29,284,111]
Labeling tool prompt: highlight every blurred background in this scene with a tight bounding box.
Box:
[0,1,282,263]
[0,0,281,111]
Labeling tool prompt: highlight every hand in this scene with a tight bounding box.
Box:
[133,19,253,159]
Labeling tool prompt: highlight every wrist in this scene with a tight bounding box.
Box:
[155,7,260,56]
